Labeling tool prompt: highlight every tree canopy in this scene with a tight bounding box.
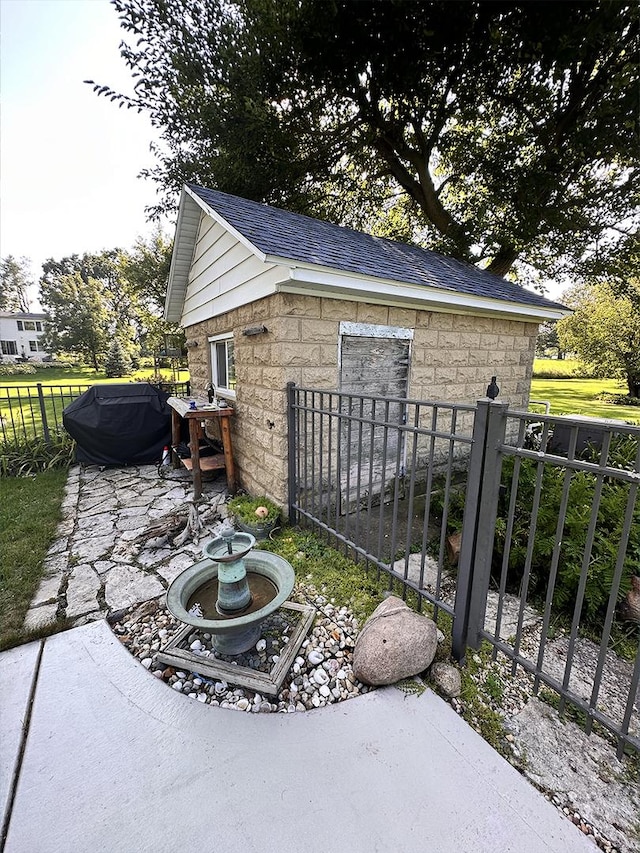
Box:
[39,237,176,369]
[89,0,639,282]
[558,280,640,397]
[1,256,32,313]
[40,269,113,369]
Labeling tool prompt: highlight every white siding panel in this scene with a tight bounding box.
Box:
[188,239,250,298]
[181,264,287,328]
[180,213,287,326]
[193,215,216,249]
[191,225,234,279]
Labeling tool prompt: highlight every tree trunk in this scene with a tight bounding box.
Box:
[627,375,640,398]
[486,246,519,277]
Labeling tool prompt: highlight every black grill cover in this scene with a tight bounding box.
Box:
[63,384,172,466]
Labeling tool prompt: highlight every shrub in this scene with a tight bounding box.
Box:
[0,363,37,376]
[596,392,640,408]
[494,436,640,625]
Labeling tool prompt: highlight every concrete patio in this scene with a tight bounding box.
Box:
[1,620,595,853]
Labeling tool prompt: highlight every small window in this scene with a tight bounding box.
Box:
[29,340,39,352]
[16,321,24,331]
[23,321,36,331]
[209,334,236,396]
[36,322,43,332]
[1,340,18,355]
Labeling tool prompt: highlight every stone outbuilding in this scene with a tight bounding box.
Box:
[165,184,568,505]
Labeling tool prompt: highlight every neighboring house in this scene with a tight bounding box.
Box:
[0,312,51,362]
[165,184,570,505]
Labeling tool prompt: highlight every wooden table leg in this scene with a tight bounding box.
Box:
[171,409,181,468]
[188,417,202,499]
[219,415,236,494]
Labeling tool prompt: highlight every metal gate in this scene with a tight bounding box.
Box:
[287,383,640,755]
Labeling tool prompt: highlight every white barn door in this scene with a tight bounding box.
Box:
[338,322,412,507]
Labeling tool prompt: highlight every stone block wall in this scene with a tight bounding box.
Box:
[185,292,539,506]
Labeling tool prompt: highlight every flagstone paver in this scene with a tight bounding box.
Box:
[23,464,229,629]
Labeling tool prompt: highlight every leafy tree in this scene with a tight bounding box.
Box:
[40,272,112,369]
[117,229,181,356]
[119,229,172,311]
[89,0,638,281]
[535,322,564,360]
[0,256,32,312]
[575,230,640,311]
[41,250,142,352]
[557,280,640,396]
[39,241,178,368]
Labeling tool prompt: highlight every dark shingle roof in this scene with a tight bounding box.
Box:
[188,184,566,312]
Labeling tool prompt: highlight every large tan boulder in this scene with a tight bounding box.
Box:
[353,596,438,686]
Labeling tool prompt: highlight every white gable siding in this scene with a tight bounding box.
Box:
[180,214,287,328]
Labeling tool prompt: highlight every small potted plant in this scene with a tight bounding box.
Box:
[227,494,281,540]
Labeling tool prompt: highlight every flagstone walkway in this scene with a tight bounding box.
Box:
[23,464,229,631]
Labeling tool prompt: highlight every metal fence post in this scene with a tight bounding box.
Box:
[452,399,508,661]
[37,383,51,445]
[286,382,298,525]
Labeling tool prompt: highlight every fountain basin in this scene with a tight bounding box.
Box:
[166,550,295,654]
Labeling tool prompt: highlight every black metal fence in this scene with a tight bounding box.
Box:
[0,381,191,444]
[287,383,640,756]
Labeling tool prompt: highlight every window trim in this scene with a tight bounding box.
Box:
[208,333,236,398]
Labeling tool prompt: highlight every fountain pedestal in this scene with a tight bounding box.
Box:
[165,526,299,656]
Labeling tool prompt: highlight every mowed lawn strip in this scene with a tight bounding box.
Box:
[0,468,68,650]
[530,377,640,424]
[0,366,190,388]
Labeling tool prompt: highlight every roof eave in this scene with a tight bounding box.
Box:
[276,263,570,322]
[164,188,201,323]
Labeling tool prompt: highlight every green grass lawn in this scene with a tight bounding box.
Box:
[0,468,69,650]
[530,376,640,423]
[0,366,190,443]
[0,365,189,387]
[533,358,586,378]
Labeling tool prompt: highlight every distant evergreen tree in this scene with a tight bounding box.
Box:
[104,338,131,378]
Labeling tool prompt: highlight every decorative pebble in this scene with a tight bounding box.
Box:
[307,650,324,666]
[255,639,267,652]
[312,668,329,686]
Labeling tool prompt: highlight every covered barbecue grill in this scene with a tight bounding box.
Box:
[63,384,172,466]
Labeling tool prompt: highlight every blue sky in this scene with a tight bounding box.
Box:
[0,0,166,303]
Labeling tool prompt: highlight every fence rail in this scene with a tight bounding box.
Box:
[0,381,191,444]
[288,383,640,756]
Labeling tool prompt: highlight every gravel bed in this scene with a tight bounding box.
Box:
[110,580,373,713]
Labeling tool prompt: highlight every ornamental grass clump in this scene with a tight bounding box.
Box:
[1,434,75,477]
